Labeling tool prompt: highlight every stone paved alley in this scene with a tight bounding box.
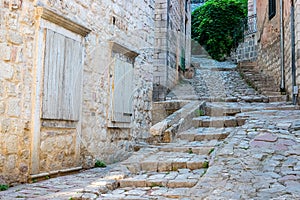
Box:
[1,56,300,200]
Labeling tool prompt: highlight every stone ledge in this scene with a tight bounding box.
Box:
[149,101,205,143]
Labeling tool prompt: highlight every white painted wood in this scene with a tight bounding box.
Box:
[42,29,82,121]
[111,57,133,123]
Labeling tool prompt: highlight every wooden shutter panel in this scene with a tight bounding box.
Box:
[62,37,83,120]
[42,29,83,121]
[112,58,134,123]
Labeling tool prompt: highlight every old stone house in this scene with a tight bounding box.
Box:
[237,0,300,104]
[0,0,191,185]
[153,0,191,101]
[255,0,300,104]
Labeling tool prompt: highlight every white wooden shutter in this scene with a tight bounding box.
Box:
[112,58,134,123]
[42,29,83,121]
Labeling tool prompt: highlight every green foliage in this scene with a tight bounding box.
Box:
[192,0,247,60]
[197,109,205,116]
[0,184,9,191]
[188,148,193,154]
[208,148,215,155]
[95,160,107,168]
[202,161,209,168]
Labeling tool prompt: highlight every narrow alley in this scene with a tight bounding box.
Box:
[1,55,299,200]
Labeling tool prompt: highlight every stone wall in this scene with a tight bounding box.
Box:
[0,0,155,185]
[232,0,257,63]
[153,0,191,101]
[283,1,292,96]
[295,0,300,103]
[256,0,281,90]
[0,0,35,185]
[233,35,257,63]
[255,0,300,100]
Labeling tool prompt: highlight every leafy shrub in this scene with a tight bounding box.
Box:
[192,0,247,60]
[0,184,9,191]
[95,160,106,168]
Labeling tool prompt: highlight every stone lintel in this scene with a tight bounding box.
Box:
[110,42,139,59]
[36,6,91,37]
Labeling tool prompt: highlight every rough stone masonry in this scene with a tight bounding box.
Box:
[0,0,191,185]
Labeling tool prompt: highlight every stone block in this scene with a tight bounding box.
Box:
[119,178,147,188]
[224,118,237,127]
[146,179,167,187]
[0,61,14,79]
[0,102,5,114]
[172,161,187,171]
[5,155,17,171]
[187,161,203,170]
[157,161,172,172]
[178,133,195,141]
[141,161,158,172]
[7,31,23,45]
[167,179,198,188]
[7,98,20,117]
[5,134,18,154]
[0,43,11,61]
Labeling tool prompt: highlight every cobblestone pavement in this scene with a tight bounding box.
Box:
[189,108,300,199]
[168,57,267,102]
[1,57,300,199]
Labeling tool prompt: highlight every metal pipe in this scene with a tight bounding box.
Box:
[280,0,285,92]
[291,0,297,104]
[166,0,170,90]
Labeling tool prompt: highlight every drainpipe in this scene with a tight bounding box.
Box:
[280,0,285,92]
[166,0,170,95]
[291,0,297,104]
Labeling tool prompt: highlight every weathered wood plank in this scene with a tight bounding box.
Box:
[112,57,133,123]
[56,32,66,119]
[42,29,82,121]
[72,39,83,120]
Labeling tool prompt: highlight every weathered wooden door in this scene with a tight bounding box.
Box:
[31,14,86,176]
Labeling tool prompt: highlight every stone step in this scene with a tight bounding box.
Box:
[177,128,233,142]
[240,96,268,103]
[118,169,205,189]
[268,95,288,102]
[193,116,246,128]
[237,61,257,69]
[157,142,217,155]
[256,85,278,91]
[262,91,283,96]
[122,151,209,173]
[205,104,241,116]
[102,187,191,199]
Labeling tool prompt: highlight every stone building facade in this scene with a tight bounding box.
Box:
[255,0,300,103]
[153,0,191,101]
[232,0,258,62]
[0,0,166,185]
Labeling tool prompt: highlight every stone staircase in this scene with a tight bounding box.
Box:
[97,101,248,199]
[88,101,298,200]
[237,61,288,102]
[38,99,294,200]
[3,101,299,200]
